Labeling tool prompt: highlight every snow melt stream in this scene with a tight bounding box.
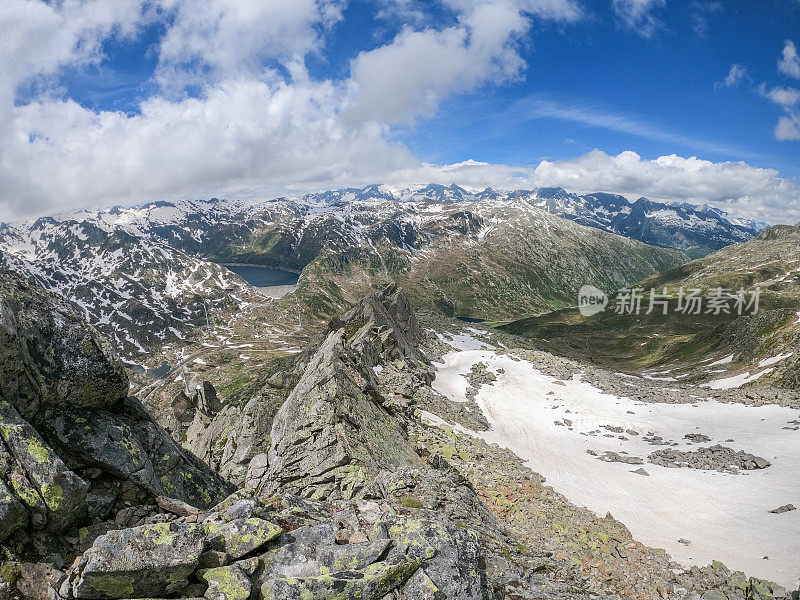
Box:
[432,349,800,589]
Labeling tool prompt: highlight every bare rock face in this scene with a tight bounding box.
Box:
[259,285,428,500]
[0,271,128,419]
[341,282,430,375]
[0,271,233,551]
[195,381,221,416]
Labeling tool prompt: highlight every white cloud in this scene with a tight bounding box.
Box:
[778,40,800,79]
[611,0,666,38]
[347,0,580,123]
[386,150,800,224]
[775,115,800,141]
[759,84,800,107]
[752,42,800,143]
[527,151,800,225]
[756,44,800,142]
[154,0,342,92]
[1,0,797,228]
[0,0,154,106]
[724,64,747,88]
[0,0,582,219]
[1,78,417,217]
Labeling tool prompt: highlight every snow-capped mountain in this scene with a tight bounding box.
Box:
[1,183,761,356]
[520,189,763,257]
[298,185,764,257]
[0,216,258,357]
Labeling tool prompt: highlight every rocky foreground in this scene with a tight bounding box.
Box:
[0,270,798,600]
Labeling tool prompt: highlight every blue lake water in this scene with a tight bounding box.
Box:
[224,264,299,287]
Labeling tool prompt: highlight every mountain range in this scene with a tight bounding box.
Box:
[1,186,798,600]
[0,185,715,356]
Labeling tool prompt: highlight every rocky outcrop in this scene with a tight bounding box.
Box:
[0,271,232,555]
[67,522,206,599]
[3,489,490,600]
[648,445,771,473]
[255,285,429,500]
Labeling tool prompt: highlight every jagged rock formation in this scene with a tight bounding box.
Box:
[0,277,500,600]
[257,284,430,499]
[0,270,233,557]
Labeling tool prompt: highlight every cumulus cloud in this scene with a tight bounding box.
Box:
[723,64,747,88]
[0,0,582,218]
[759,84,800,107]
[154,0,343,92]
[1,79,418,217]
[756,42,800,143]
[0,0,154,106]
[611,0,666,38]
[347,0,581,123]
[1,0,797,227]
[527,151,800,224]
[778,40,800,79]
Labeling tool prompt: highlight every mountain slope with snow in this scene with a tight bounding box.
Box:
[0,217,259,358]
[2,183,751,356]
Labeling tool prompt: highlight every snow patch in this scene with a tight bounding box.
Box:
[432,350,800,589]
[703,369,774,390]
[758,352,794,368]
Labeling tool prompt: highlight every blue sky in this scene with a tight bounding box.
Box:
[2,0,799,222]
[393,0,800,177]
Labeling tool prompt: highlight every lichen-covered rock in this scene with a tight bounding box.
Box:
[0,477,27,540]
[45,406,232,509]
[0,398,88,533]
[262,311,425,500]
[398,568,445,600]
[70,522,205,599]
[0,271,232,553]
[204,518,282,560]
[256,522,336,581]
[316,540,392,572]
[377,512,488,600]
[198,565,251,600]
[260,552,422,600]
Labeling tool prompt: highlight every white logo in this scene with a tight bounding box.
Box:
[578,285,608,317]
